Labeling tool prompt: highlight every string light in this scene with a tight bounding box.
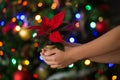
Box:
[68,64,74,68]
[16,13,25,21]
[2,8,6,13]
[108,63,114,68]
[98,16,103,22]
[69,37,75,43]
[0,41,3,47]
[11,58,17,65]
[20,15,25,20]
[23,59,30,66]
[15,25,21,31]
[0,20,5,26]
[33,42,39,47]
[75,13,81,20]
[18,64,22,71]
[90,22,96,29]
[11,17,16,22]
[0,50,3,56]
[39,56,44,61]
[37,19,42,23]
[33,73,38,79]
[92,30,98,37]
[32,33,37,38]
[85,4,92,11]
[35,15,41,21]
[18,0,22,4]
[51,2,57,10]
[38,2,43,7]
[22,1,28,6]
[75,22,80,28]
[84,59,91,66]
[112,75,117,80]
[11,48,16,53]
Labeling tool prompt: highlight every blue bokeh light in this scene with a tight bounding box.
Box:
[75,13,81,20]
[16,13,25,20]
[69,37,75,43]
[108,63,114,68]
[20,15,25,20]
[0,20,5,26]
[92,30,98,37]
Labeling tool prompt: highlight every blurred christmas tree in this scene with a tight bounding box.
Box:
[0,0,120,80]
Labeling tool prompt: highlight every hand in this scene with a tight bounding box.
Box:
[40,47,73,68]
[40,42,81,69]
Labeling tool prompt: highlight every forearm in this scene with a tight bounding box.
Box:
[71,26,120,61]
[89,48,120,64]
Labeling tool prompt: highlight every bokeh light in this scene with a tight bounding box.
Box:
[18,64,22,71]
[38,2,43,7]
[112,75,117,80]
[0,20,5,26]
[11,58,17,65]
[35,15,41,21]
[68,64,74,68]
[23,59,30,66]
[15,25,21,31]
[0,41,3,47]
[85,4,92,11]
[51,2,57,10]
[84,59,91,66]
[11,48,16,53]
[33,42,39,47]
[108,63,114,68]
[22,1,28,6]
[75,13,81,20]
[0,50,3,56]
[11,17,16,22]
[69,37,75,43]
[90,22,96,29]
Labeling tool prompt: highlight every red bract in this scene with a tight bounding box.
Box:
[49,31,63,43]
[29,10,65,43]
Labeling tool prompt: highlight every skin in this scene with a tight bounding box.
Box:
[40,25,120,68]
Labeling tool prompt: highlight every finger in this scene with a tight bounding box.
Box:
[50,64,58,68]
[41,54,55,61]
[43,60,56,65]
[44,48,58,56]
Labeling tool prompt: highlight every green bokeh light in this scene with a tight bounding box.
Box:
[85,5,92,11]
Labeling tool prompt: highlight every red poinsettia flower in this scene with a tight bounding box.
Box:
[29,10,65,43]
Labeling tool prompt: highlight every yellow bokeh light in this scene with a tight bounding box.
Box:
[51,3,57,10]
[15,25,21,31]
[98,17,103,22]
[112,75,117,80]
[24,60,30,66]
[84,59,91,66]
[19,30,26,36]
[35,15,41,21]
[38,2,43,7]
[0,41,3,47]
[19,28,31,40]
[18,0,22,4]
[18,64,22,71]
